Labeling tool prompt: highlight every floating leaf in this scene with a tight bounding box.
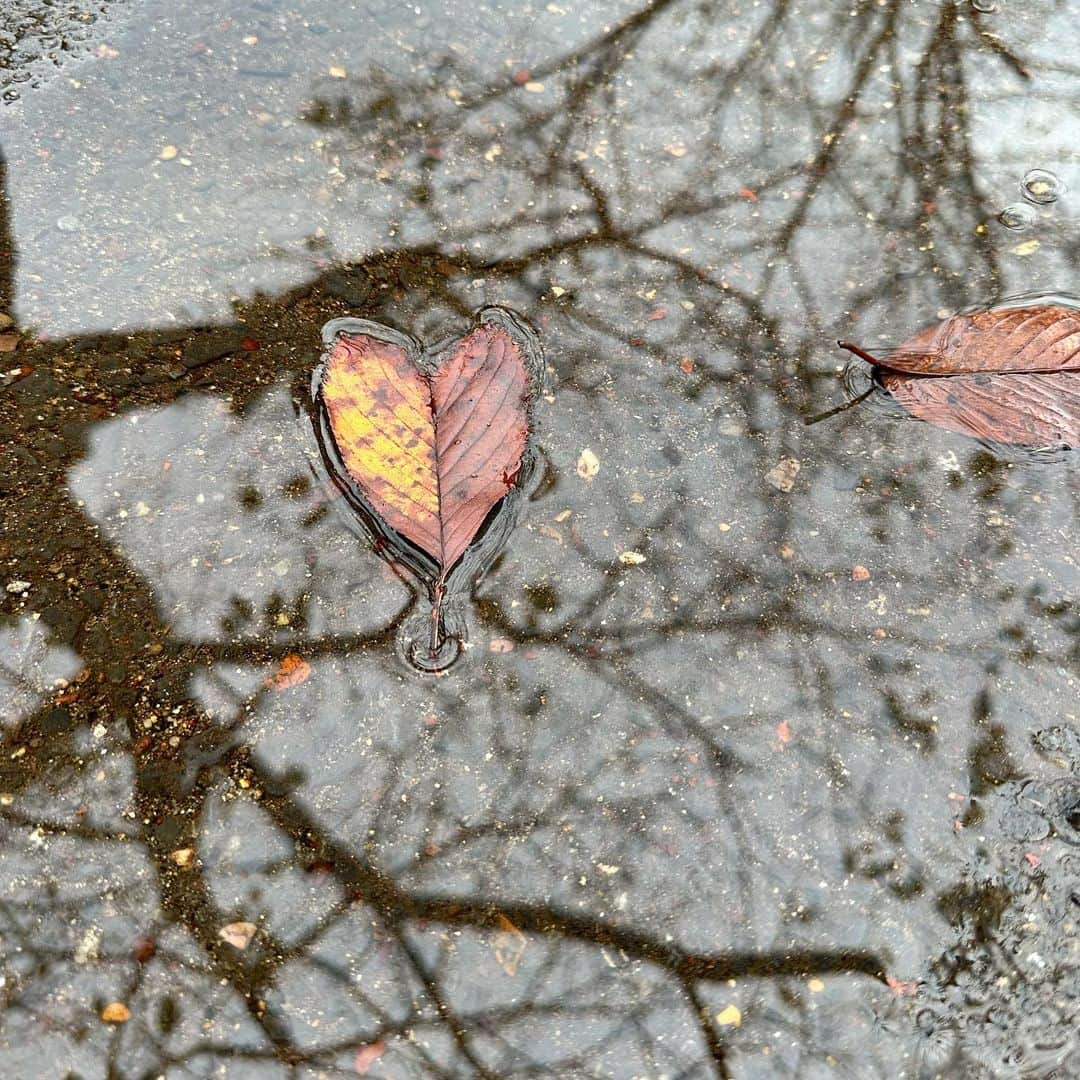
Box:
[881,369,1080,447]
[314,308,543,667]
[839,301,1080,447]
[842,304,1080,375]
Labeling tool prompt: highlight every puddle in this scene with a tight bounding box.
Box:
[1,1,1078,1076]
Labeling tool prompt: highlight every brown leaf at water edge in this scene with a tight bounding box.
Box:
[264,654,311,691]
[319,310,539,657]
[840,304,1080,375]
[882,370,1080,448]
[838,302,1080,446]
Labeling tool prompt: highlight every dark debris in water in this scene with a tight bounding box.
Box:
[894,725,1080,1077]
[0,0,131,102]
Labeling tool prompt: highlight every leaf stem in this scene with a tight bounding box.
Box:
[837,340,884,366]
[430,577,445,659]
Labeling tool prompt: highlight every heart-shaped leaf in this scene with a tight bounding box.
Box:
[313,307,543,665]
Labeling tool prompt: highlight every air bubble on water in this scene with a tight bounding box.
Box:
[970,0,997,12]
[1020,169,1065,205]
[997,203,1036,230]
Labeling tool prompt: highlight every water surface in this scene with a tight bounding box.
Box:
[0,2,1078,1077]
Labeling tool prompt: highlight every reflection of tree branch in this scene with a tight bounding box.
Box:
[1,2,1072,1075]
[682,976,732,1080]
[254,762,887,984]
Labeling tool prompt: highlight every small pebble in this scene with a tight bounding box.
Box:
[765,458,801,493]
[101,1003,131,1023]
[715,1004,742,1027]
[219,921,257,950]
[6,580,30,593]
[576,448,600,480]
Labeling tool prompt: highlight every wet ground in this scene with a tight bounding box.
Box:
[1,1,1078,1077]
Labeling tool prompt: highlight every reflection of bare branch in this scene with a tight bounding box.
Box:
[1,0,1075,1075]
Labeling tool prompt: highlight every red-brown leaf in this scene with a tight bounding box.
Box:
[321,316,533,572]
[863,304,1080,375]
[881,369,1080,447]
[839,302,1080,446]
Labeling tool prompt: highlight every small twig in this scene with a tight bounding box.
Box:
[804,385,875,426]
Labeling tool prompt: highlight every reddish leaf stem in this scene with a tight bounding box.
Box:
[837,340,884,366]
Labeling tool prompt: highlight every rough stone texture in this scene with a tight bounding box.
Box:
[1,1,129,101]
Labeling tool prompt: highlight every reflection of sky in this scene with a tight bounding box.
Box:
[1,1,1077,336]
[0,0,636,335]
[62,346,1077,985]
[0,617,82,727]
[67,388,408,641]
